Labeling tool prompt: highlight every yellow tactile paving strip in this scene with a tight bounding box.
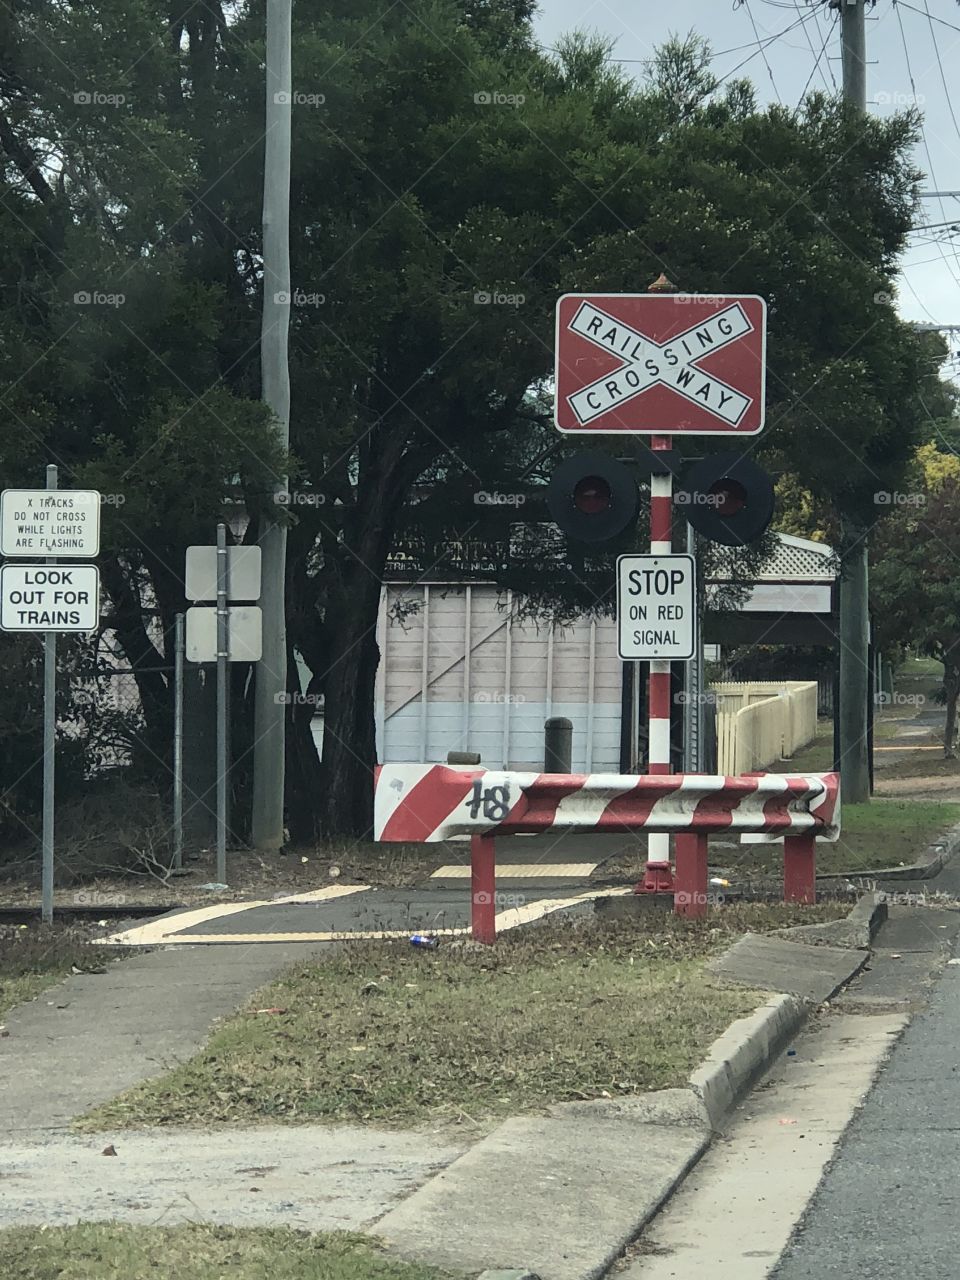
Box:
[138,927,472,944]
[100,883,370,947]
[430,863,599,880]
[99,886,631,946]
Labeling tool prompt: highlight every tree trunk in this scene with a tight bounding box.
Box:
[99,555,169,755]
[319,566,384,839]
[285,639,324,845]
[944,662,959,759]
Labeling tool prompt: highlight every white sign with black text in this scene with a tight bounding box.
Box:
[1,488,101,558]
[616,554,696,661]
[0,564,101,632]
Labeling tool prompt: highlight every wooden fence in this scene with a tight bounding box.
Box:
[712,681,818,774]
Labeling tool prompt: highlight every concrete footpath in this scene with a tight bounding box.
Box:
[0,942,331,1133]
[0,894,917,1279]
[372,918,874,1280]
[0,938,468,1232]
[0,1126,467,1232]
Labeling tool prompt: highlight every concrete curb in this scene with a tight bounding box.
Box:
[816,818,960,886]
[636,889,879,1219]
[478,1272,541,1280]
[848,890,890,941]
[375,896,874,1280]
[689,992,808,1131]
[779,890,888,950]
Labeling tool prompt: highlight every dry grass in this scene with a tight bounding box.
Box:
[0,923,127,1019]
[77,903,845,1133]
[0,1224,449,1280]
[0,839,443,911]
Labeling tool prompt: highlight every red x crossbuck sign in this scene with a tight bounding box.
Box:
[554,293,767,435]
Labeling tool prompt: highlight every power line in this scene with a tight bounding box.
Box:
[893,1,960,295]
[713,9,819,87]
[899,264,943,324]
[795,0,837,91]
[909,219,960,233]
[892,1,960,38]
[921,0,960,147]
[738,0,784,103]
[796,6,837,108]
[906,249,960,266]
[544,17,816,67]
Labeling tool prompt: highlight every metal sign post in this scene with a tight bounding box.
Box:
[41,466,57,924]
[183,536,262,885]
[216,522,229,885]
[173,612,185,870]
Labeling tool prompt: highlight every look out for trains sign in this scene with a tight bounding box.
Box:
[554,293,767,434]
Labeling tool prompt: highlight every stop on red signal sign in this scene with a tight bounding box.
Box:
[554,293,767,435]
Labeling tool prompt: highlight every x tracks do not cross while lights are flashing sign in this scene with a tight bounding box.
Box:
[0,488,101,558]
[554,293,767,435]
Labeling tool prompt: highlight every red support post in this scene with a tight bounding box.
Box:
[783,832,816,904]
[673,832,709,917]
[471,833,497,943]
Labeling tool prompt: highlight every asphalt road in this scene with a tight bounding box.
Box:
[773,948,960,1278]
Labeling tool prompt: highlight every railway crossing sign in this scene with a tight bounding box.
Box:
[554,293,767,435]
[617,554,696,661]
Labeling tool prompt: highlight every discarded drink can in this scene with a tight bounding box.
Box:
[410,934,440,950]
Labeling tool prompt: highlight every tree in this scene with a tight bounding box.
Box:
[1,5,947,843]
[0,0,287,776]
[872,442,960,756]
[243,22,944,838]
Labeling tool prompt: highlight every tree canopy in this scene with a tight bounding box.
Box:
[0,3,952,838]
[872,440,960,755]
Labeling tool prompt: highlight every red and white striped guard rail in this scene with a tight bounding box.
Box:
[374,765,841,941]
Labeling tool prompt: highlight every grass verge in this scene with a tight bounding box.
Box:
[75,905,843,1133]
[712,797,960,879]
[0,924,125,1020]
[899,655,943,679]
[0,1224,449,1280]
[828,799,960,873]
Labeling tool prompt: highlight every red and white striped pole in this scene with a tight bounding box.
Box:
[635,432,676,892]
[636,273,677,895]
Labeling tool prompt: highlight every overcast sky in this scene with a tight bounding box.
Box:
[533,0,960,373]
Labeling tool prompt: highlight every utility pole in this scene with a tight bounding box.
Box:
[838,0,871,803]
[251,0,293,849]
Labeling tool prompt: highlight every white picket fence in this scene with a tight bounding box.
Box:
[712,681,818,774]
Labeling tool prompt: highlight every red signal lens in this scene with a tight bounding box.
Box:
[708,477,748,517]
[573,475,613,515]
